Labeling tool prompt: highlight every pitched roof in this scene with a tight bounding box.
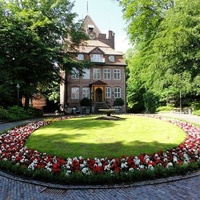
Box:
[77,40,123,55]
[83,15,101,36]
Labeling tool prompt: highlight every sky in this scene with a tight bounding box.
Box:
[72,0,130,52]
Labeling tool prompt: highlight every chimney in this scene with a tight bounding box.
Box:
[108,30,115,49]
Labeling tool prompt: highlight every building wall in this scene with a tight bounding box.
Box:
[66,63,126,113]
[60,15,126,114]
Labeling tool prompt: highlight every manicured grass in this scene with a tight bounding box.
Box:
[26,115,186,158]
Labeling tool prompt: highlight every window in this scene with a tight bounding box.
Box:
[82,87,90,98]
[77,54,84,61]
[108,55,115,62]
[114,87,121,98]
[105,87,112,98]
[71,87,79,99]
[82,68,90,79]
[71,68,79,79]
[93,68,101,79]
[103,68,111,80]
[113,69,121,80]
[90,54,104,62]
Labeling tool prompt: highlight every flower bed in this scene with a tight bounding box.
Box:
[0,115,200,184]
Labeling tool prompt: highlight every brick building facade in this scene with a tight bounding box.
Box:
[60,15,126,114]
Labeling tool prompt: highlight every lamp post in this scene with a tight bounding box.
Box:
[179,87,182,114]
[16,84,20,118]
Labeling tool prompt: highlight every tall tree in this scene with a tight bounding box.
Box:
[0,0,87,108]
[119,0,173,43]
[120,0,200,109]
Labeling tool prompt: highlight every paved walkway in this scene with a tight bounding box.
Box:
[0,113,200,200]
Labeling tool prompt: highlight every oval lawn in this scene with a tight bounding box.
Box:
[26,115,186,158]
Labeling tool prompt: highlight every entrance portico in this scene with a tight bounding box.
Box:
[90,80,107,102]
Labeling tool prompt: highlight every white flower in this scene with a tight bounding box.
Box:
[82,167,90,175]
[80,163,85,168]
[173,156,178,163]
[139,165,145,169]
[28,162,35,170]
[163,157,168,162]
[45,166,52,172]
[46,162,52,167]
[11,155,16,161]
[148,164,154,171]
[104,164,111,171]
[66,158,72,165]
[163,153,167,158]
[79,156,83,160]
[73,157,78,161]
[65,165,71,169]
[66,170,71,176]
[166,162,173,168]
[53,156,57,163]
[97,161,102,167]
[121,163,127,169]
[134,158,140,166]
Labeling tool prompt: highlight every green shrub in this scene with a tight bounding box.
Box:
[80,98,92,106]
[3,106,43,121]
[114,98,124,106]
[193,110,200,116]
[0,106,9,120]
[156,106,173,112]
[7,106,29,121]
[190,102,200,110]
[25,107,43,117]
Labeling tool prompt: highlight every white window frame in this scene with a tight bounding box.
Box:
[82,87,90,99]
[103,68,111,80]
[114,87,121,98]
[93,68,101,79]
[113,69,121,80]
[82,68,90,79]
[108,55,115,62]
[71,68,79,79]
[90,54,103,62]
[71,87,79,99]
[77,54,84,61]
[105,87,112,98]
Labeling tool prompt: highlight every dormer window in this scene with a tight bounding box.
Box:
[77,54,84,61]
[108,55,115,62]
[90,54,104,62]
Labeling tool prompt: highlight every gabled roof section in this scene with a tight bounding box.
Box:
[77,40,123,55]
[89,47,104,54]
[83,15,101,36]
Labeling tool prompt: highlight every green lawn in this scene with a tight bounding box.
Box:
[26,115,186,158]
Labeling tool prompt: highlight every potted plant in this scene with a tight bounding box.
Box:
[113,98,124,113]
[80,98,92,114]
